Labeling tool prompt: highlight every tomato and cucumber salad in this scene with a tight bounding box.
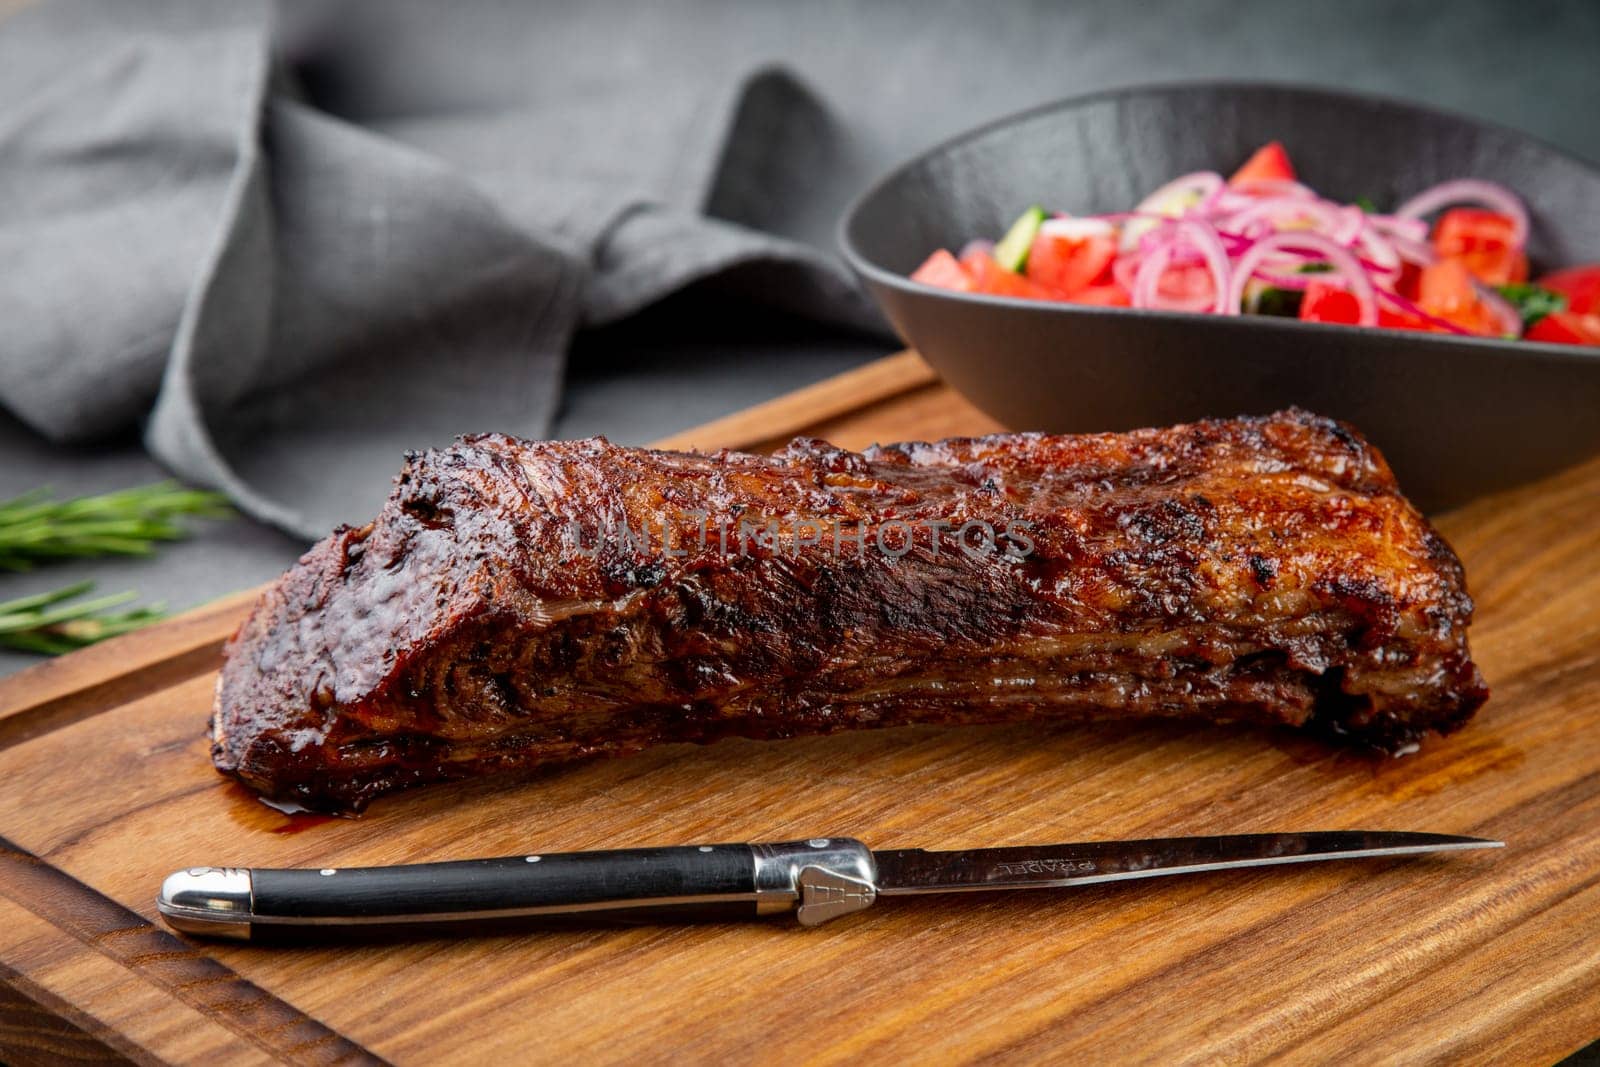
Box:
[910,141,1600,346]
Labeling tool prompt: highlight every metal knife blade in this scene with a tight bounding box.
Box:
[870,830,1501,896]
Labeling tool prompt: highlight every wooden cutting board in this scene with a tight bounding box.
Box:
[2,351,1598,1066]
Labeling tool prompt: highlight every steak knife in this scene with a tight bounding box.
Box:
[158,830,1499,940]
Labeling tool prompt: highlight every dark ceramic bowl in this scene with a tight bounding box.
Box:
[840,82,1600,511]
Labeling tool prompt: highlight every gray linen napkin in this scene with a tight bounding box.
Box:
[0,0,880,537]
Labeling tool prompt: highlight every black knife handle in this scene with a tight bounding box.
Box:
[158,838,879,940]
[258,844,759,920]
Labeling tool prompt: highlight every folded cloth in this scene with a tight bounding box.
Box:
[0,0,881,538]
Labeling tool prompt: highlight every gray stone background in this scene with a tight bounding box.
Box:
[4,0,1599,679]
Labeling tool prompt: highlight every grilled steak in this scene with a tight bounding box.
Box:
[213,409,1487,812]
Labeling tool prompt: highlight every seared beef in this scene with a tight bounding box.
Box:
[212,409,1487,811]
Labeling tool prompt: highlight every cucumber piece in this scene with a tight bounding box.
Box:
[993,206,1047,273]
[1251,286,1304,318]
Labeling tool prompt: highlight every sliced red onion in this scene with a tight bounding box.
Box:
[1179,221,1236,306]
[1215,229,1255,254]
[1195,182,1230,215]
[1252,269,1318,290]
[1210,182,1317,216]
[1225,231,1377,325]
[1130,260,1161,307]
[1134,171,1225,217]
[1126,172,1225,253]
[1394,178,1529,248]
[1130,242,1174,309]
[1131,222,1233,315]
[1221,198,1354,244]
[1148,229,1255,263]
[1332,205,1366,244]
[1368,214,1429,243]
[1356,256,1401,279]
[1353,223,1401,276]
[1112,253,1139,292]
[1208,192,1253,215]
[1132,263,1215,312]
[1136,220,1178,256]
[1131,250,1215,312]
[1386,232,1439,266]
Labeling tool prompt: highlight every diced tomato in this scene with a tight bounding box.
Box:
[1068,282,1131,307]
[1156,263,1217,305]
[1299,280,1362,325]
[910,249,975,292]
[960,249,1057,301]
[1229,141,1296,186]
[1416,259,1472,309]
[1025,230,1116,295]
[1526,310,1600,346]
[1378,305,1451,333]
[1417,258,1501,336]
[1431,208,1528,286]
[1537,264,1600,315]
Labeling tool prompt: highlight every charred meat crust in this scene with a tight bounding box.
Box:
[212,408,1487,811]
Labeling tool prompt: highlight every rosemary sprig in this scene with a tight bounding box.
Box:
[0,581,166,655]
[0,481,231,654]
[0,481,231,571]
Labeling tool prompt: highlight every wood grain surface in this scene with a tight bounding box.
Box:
[1,352,1597,1066]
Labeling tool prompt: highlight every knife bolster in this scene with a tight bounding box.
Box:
[157,867,254,940]
[751,838,878,925]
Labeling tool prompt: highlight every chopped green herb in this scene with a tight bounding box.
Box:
[993,205,1047,273]
[1353,196,1378,213]
[1494,283,1568,329]
[1298,262,1334,274]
